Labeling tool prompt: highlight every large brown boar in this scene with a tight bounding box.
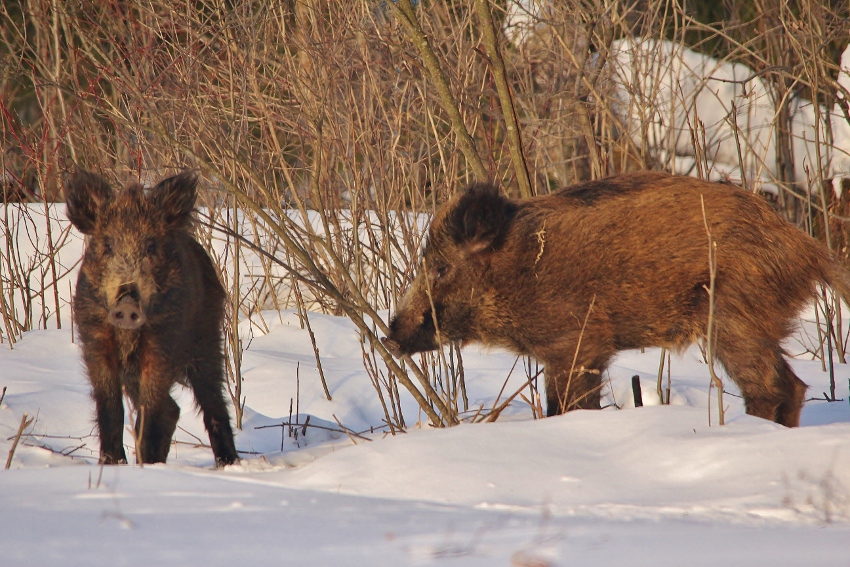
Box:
[383,172,850,427]
[65,169,238,467]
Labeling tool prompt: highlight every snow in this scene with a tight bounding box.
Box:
[608,38,850,195]
[3,41,850,565]
[503,1,850,194]
[2,307,850,565]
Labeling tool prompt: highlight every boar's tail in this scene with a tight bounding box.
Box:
[822,255,850,306]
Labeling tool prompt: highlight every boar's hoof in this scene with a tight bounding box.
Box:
[381,337,403,358]
[109,296,146,329]
[215,456,240,469]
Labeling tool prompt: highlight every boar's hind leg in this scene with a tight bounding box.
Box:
[773,358,808,427]
[133,357,180,463]
[136,393,180,464]
[715,334,807,427]
[186,356,238,467]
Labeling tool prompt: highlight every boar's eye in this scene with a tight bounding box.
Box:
[146,240,157,256]
[435,265,449,279]
[102,241,113,256]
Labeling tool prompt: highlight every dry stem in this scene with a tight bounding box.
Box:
[5,412,33,469]
[701,195,725,426]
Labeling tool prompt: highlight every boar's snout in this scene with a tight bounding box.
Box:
[381,337,403,358]
[383,307,438,357]
[109,285,146,329]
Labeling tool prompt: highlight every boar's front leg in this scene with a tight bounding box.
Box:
[85,346,128,464]
[186,350,239,468]
[539,315,615,416]
[541,335,614,416]
[544,362,607,416]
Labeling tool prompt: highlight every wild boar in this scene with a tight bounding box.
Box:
[65,169,238,466]
[383,172,850,427]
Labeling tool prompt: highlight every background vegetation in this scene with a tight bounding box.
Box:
[1,0,849,429]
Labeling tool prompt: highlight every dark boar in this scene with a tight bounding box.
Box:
[65,169,238,467]
[384,172,850,427]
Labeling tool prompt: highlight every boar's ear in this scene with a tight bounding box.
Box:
[63,169,114,235]
[446,183,516,255]
[149,171,198,228]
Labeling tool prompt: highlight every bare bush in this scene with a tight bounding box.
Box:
[1,0,849,427]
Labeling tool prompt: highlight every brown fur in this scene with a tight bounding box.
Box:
[384,172,850,427]
[65,170,238,466]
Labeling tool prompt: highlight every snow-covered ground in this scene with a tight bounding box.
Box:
[3,159,850,566]
[608,38,850,194]
[2,307,850,566]
[505,0,850,195]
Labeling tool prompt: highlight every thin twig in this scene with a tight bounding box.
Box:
[389,0,487,181]
[561,295,597,413]
[656,347,667,405]
[474,0,532,196]
[485,367,544,423]
[254,420,372,442]
[701,195,725,426]
[5,412,33,469]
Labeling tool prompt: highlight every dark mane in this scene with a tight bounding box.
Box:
[554,172,671,205]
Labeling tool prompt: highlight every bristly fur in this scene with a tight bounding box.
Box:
[64,168,238,467]
[385,172,850,427]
